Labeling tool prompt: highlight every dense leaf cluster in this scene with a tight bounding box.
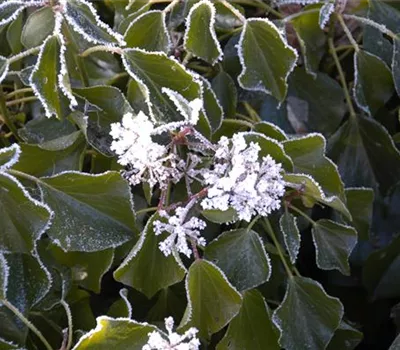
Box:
[0,0,400,349]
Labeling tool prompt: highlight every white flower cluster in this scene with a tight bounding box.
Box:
[110,99,202,189]
[143,317,200,350]
[201,133,285,222]
[154,200,206,258]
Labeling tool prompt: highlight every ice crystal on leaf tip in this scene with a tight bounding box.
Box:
[201,133,285,222]
[154,200,206,258]
[143,316,200,350]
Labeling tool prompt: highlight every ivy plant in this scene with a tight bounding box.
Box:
[0,0,400,349]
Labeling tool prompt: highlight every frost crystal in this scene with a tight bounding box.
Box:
[153,200,206,258]
[201,133,285,222]
[143,317,200,350]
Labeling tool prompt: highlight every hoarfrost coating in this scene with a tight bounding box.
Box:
[143,316,200,350]
[200,133,285,222]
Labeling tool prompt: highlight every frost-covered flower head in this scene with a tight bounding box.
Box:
[153,199,206,258]
[143,316,200,350]
[201,133,285,222]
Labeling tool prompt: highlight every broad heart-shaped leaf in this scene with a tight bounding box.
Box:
[344,188,374,241]
[284,173,351,220]
[312,219,358,276]
[39,171,136,252]
[12,132,86,177]
[201,207,238,224]
[272,276,343,350]
[0,56,8,84]
[327,321,363,350]
[354,50,394,115]
[107,289,132,318]
[253,122,288,142]
[200,76,224,132]
[30,35,70,119]
[124,10,170,52]
[238,18,298,102]
[327,115,400,194]
[287,68,346,135]
[122,48,202,123]
[204,229,271,291]
[73,316,158,350]
[184,0,223,65]
[64,0,125,46]
[178,260,242,339]
[0,252,51,345]
[217,290,279,350]
[279,211,301,264]
[47,244,114,293]
[283,133,345,199]
[0,144,20,171]
[0,173,51,253]
[392,36,400,97]
[21,6,54,48]
[291,5,325,76]
[211,71,237,119]
[114,213,186,299]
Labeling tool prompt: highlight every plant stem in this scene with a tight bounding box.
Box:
[282,8,319,23]
[190,239,200,260]
[60,300,73,350]
[219,0,247,23]
[7,46,41,64]
[162,0,180,13]
[336,14,360,53]
[236,113,256,124]
[5,87,33,99]
[243,102,261,122]
[223,118,254,129]
[328,25,357,119]
[7,169,43,185]
[343,14,396,39]
[80,45,122,58]
[231,0,282,18]
[6,96,37,107]
[1,299,54,350]
[136,207,158,215]
[218,27,243,41]
[0,88,22,141]
[288,204,316,225]
[247,215,260,231]
[263,218,293,278]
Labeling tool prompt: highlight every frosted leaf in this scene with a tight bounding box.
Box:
[0,1,45,27]
[143,316,200,350]
[279,212,301,264]
[200,133,285,222]
[62,0,126,46]
[276,0,322,5]
[0,253,9,300]
[0,56,9,85]
[319,2,334,29]
[0,144,21,172]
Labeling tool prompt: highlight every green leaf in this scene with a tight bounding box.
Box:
[0,144,20,171]
[64,0,125,46]
[368,0,400,34]
[354,50,394,115]
[73,86,133,156]
[0,337,18,349]
[39,171,136,252]
[291,6,326,76]
[0,55,8,83]
[284,173,351,219]
[73,316,158,350]
[287,68,346,135]
[272,276,343,350]
[48,244,114,293]
[184,0,223,65]
[178,260,242,339]
[201,207,238,224]
[283,133,345,199]
[21,7,55,48]
[122,48,202,122]
[13,132,86,177]
[201,77,224,131]
[0,1,25,27]
[238,18,298,102]
[124,10,170,52]
[211,71,237,119]
[363,236,400,299]
[312,219,358,276]
[0,252,51,345]
[253,122,288,142]
[392,36,400,97]
[328,115,400,194]
[243,132,293,171]
[114,213,186,299]
[204,229,271,291]
[390,333,400,350]
[344,188,374,241]
[279,211,301,264]
[0,173,51,253]
[30,35,69,119]
[217,290,279,350]
[6,12,22,55]
[327,321,363,350]
[107,289,132,318]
